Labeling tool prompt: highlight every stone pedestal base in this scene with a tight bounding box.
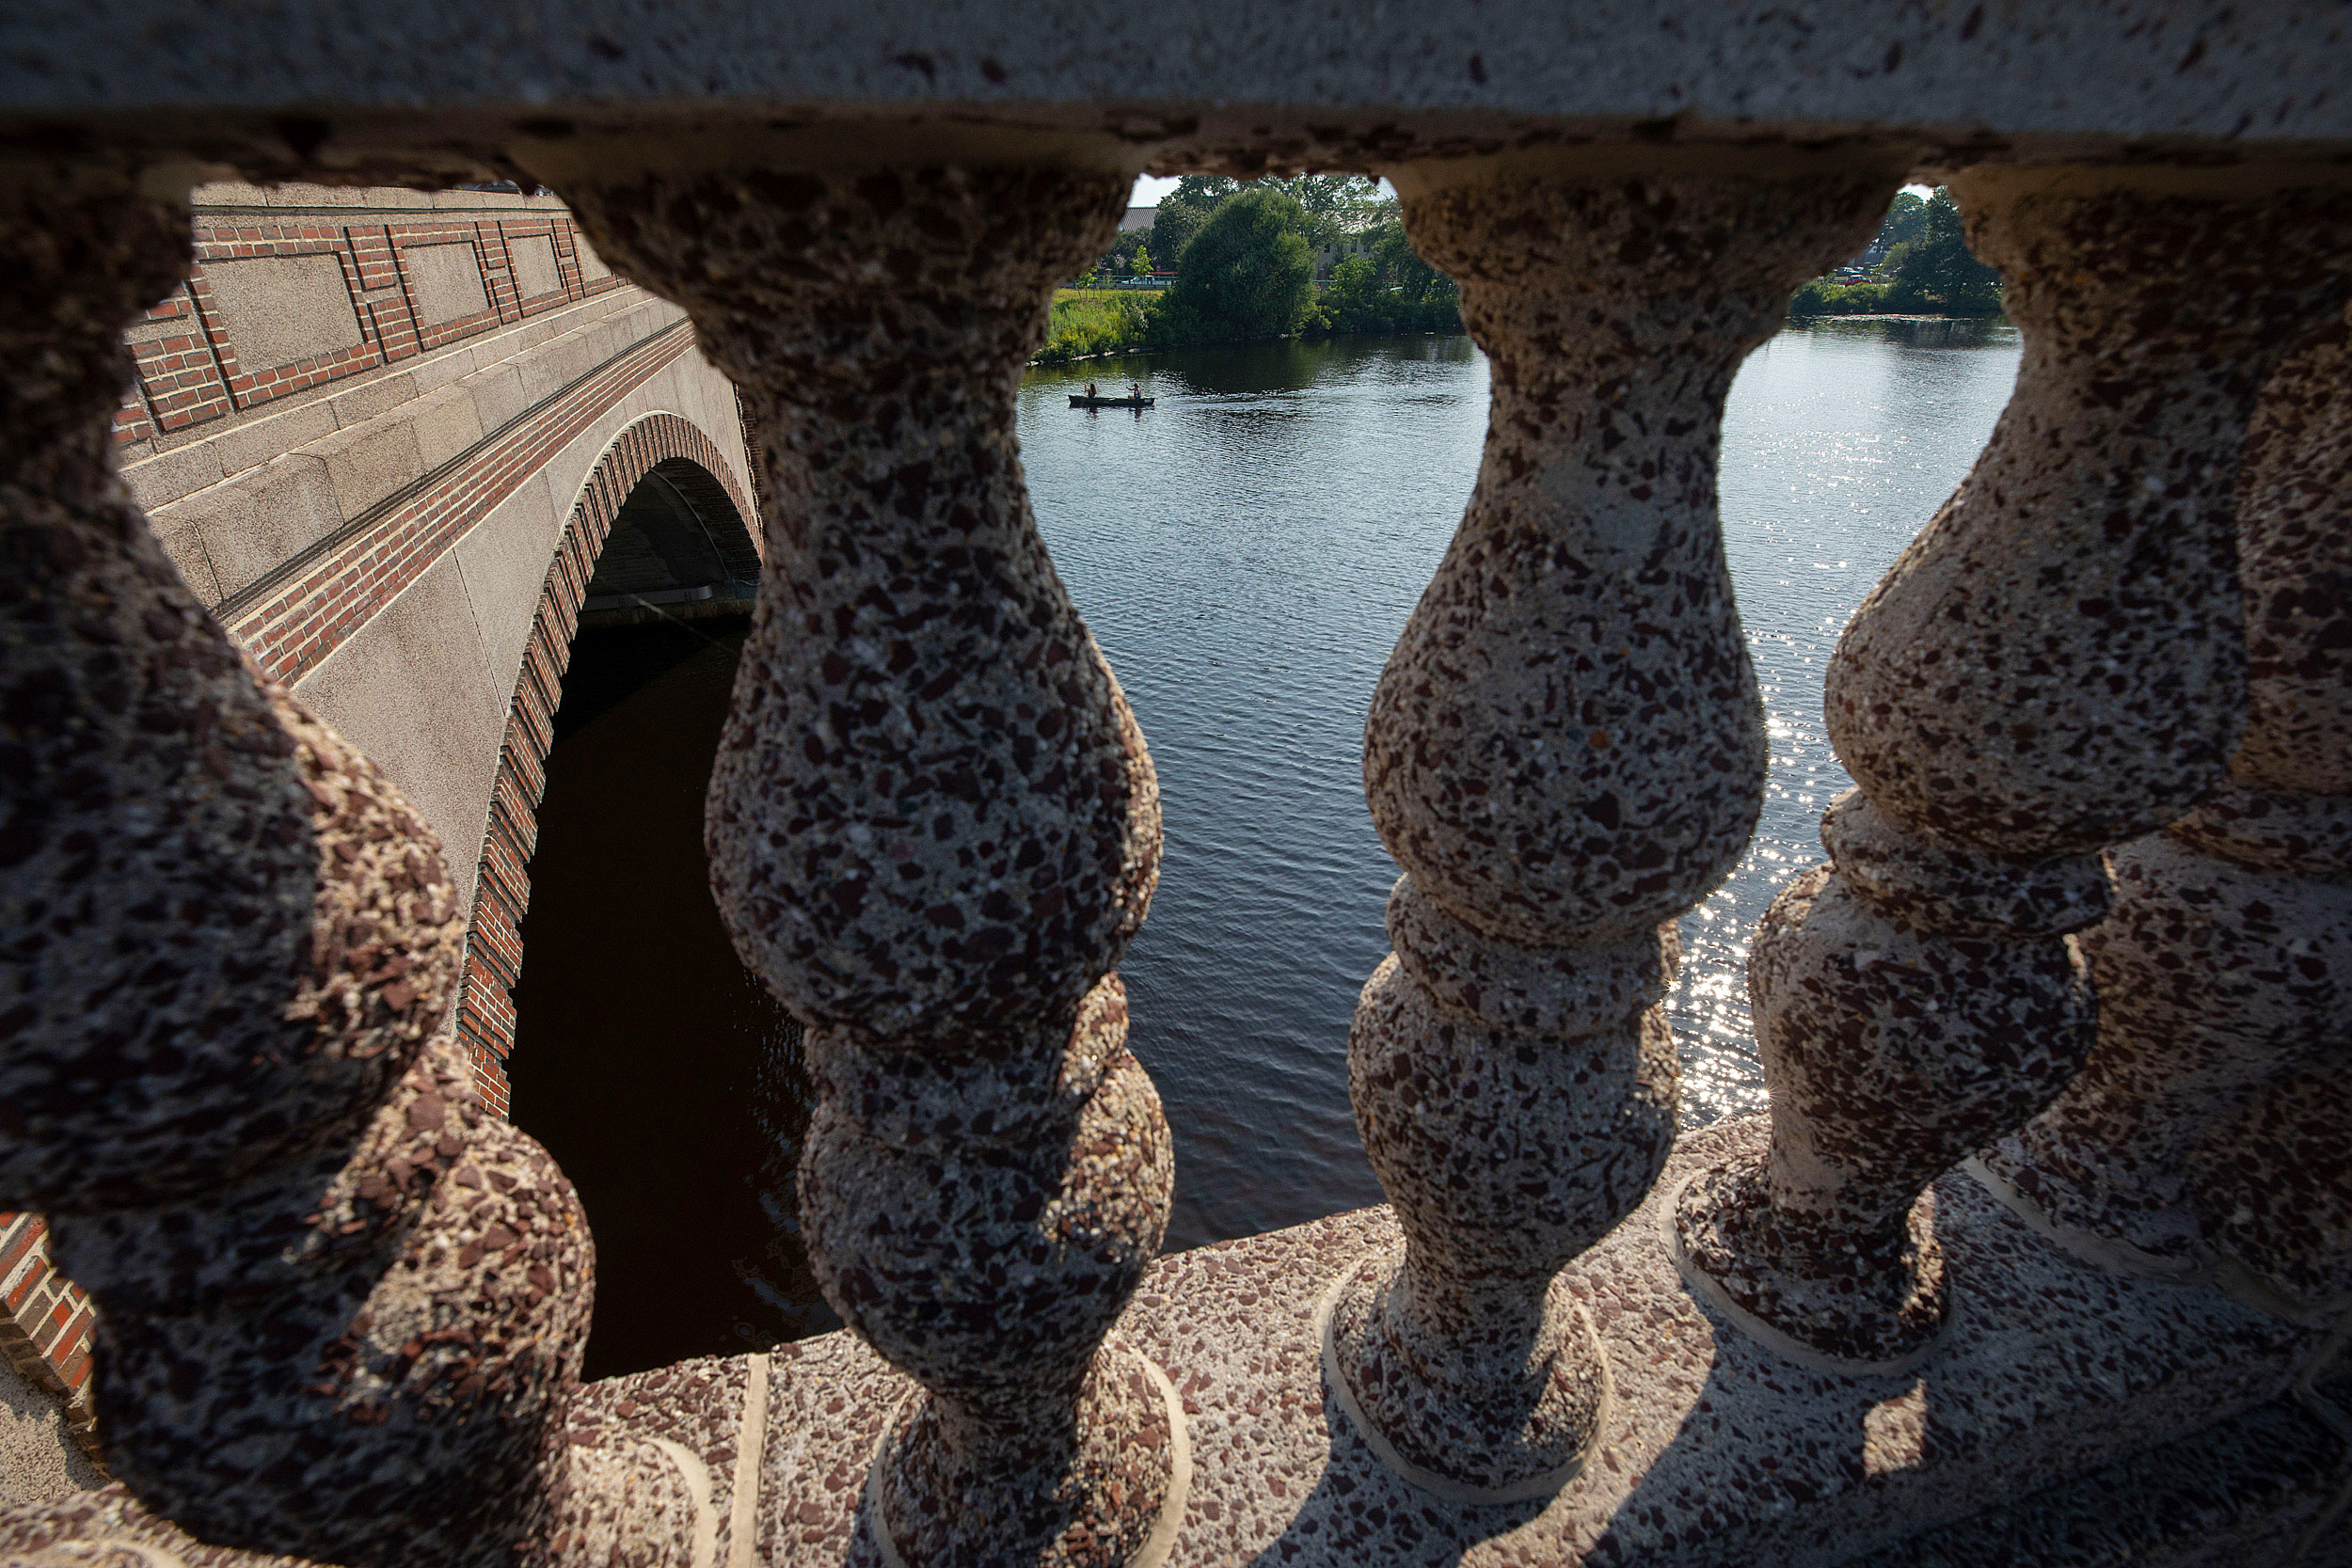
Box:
[860,1344,1190,1568]
[7,1118,2345,1568]
[1318,1252,1607,1503]
[1667,1159,1947,1374]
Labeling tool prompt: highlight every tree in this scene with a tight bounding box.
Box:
[1264,174,1382,246]
[1319,254,1390,334]
[1888,188,2002,314]
[1861,191,1928,266]
[1371,221,1449,303]
[1132,245,1151,276]
[1090,228,1145,277]
[1160,187,1317,341]
[1149,174,1239,269]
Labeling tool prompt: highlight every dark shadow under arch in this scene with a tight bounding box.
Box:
[456,412,759,1104]
[453,411,837,1373]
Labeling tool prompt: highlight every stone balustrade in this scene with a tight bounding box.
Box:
[8,7,2352,1564]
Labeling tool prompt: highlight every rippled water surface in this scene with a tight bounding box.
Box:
[514,319,2022,1369]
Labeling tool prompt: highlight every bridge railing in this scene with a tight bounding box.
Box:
[5,29,2352,1567]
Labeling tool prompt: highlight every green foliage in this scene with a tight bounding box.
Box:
[1865,191,1928,263]
[1319,255,1386,328]
[1370,222,1448,303]
[1788,279,1893,316]
[1092,228,1147,276]
[1314,252,1464,336]
[1261,174,1385,245]
[1033,290,1159,364]
[1132,245,1151,276]
[1883,189,2003,314]
[1149,174,1239,269]
[1790,188,2002,318]
[1158,187,1318,342]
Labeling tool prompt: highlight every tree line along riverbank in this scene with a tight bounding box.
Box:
[1031,181,2002,366]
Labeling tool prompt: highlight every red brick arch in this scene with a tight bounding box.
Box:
[455,411,761,1114]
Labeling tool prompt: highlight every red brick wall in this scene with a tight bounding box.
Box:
[456,414,761,1116]
[113,205,627,451]
[0,1211,99,1459]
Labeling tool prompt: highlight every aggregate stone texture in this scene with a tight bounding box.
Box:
[11,1119,2333,1568]
[1825,171,2352,858]
[1988,289,2352,1289]
[1677,839,2096,1369]
[0,176,462,1212]
[52,1036,604,1568]
[20,4,2352,166]
[560,163,1177,1564]
[0,170,689,1566]
[1682,171,2352,1370]
[1982,834,2352,1275]
[559,164,1156,1050]
[1332,163,1898,1492]
[1864,1374,2352,1568]
[2188,1061,2352,1316]
[2217,311,2352,802]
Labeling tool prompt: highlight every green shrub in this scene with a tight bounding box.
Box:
[1788,279,1893,316]
[1032,290,1160,363]
[1310,255,1462,337]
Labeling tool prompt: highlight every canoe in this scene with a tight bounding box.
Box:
[1070,395,1155,408]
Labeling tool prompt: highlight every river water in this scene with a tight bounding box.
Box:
[509,318,2023,1375]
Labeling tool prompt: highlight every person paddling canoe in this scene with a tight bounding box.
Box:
[1085,381,1098,399]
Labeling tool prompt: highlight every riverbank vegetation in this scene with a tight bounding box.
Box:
[1035,175,1464,364]
[1041,180,2000,363]
[1040,289,1160,363]
[1788,188,2005,318]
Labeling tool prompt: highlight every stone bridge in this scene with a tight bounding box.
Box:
[3,182,758,1462]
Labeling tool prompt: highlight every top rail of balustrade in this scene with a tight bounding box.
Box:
[5,3,2352,180]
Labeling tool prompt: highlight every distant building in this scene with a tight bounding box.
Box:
[1119,205,1157,232]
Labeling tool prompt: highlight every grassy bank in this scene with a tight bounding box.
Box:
[1035,289,1160,365]
[1032,285,1463,365]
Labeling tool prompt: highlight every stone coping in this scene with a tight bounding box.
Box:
[189,182,574,214]
[7,1117,2343,1565]
[8,5,2352,156]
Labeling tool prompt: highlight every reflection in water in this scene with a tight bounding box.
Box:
[512,321,2024,1360]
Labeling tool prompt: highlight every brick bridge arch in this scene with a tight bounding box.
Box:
[454,409,764,1112]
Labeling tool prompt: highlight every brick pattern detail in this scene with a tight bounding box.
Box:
[222,318,696,686]
[0,1211,100,1461]
[110,207,624,448]
[456,414,760,1115]
[119,284,230,439]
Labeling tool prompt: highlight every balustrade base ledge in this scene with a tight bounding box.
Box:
[6,1117,2347,1568]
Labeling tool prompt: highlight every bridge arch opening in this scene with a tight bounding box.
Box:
[457,413,834,1376]
[577,456,763,627]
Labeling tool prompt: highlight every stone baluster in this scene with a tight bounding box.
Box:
[0,161,695,1567]
[1976,309,2352,1296]
[1322,153,1899,1498]
[555,155,1181,1565]
[1674,166,2352,1371]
